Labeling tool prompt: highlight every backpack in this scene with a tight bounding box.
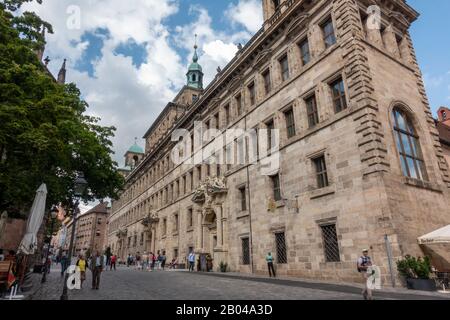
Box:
[357,256,371,273]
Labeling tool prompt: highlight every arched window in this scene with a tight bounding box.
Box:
[392,108,427,181]
[192,74,196,82]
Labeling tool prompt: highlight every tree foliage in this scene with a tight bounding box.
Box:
[0,1,124,215]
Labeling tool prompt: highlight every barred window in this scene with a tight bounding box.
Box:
[322,18,336,48]
[392,108,428,181]
[284,108,296,138]
[299,38,311,66]
[306,95,319,128]
[279,55,290,82]
[241,238,250,265]
[331,78,347,113]
[140,233,144,246]
[314,156,329,189]
[275,232,287,264]
[321,224,340,262]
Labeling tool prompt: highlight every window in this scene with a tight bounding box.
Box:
[248,82,256,106]
[224,104,230,126]
[321,224,340,262]
[392,108,428,181]
[140,233,144,246]
[133,235,137,247]
[275,232,287,264]
[241,238,250,265]
[299,38,311,65]
[322,18,336,48]
[174,214,179,232]
[331,78,347,113]
[271,174,282,201]
[314,156,329,189]
[266,119,274,151]
[192,94,198,102]
[279,55,289,82]
[197,165,202,184]
[163,218,167,236]
[214,113,220,130]
[306,95,319,128]
[190,171,194,190]
[239,186,247,211]
[236,94,243,116]
[263,69,271,94]
[187,208,193,228]
[174,248,179,258]
[191,133,195,155]
[272,0,280,10]
[284,108,296,138]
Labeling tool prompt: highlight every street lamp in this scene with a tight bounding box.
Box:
[41,206,59,283]
[60,172,87,300]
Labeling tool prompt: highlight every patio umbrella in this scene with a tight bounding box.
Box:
[418,225,450,272]
[18,183,48,255]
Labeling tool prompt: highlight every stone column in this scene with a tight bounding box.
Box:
[151,227,156,253]
[196,209,203,251]
[215,204,223,248]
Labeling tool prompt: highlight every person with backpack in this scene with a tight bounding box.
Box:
[357,249,374,300]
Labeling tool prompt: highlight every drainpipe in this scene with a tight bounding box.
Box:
[244,114,255,275]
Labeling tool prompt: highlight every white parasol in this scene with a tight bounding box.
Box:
[18,183,48,255]
[418,225,450,245]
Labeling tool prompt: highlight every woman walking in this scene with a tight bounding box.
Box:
[76,254,87,288]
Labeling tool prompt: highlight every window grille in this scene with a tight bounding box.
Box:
[321,224,340,262]
[241,238,250,265]
[275,232,287,264]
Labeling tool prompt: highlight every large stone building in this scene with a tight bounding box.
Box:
[63,202,110,256]
[107,0,450,284]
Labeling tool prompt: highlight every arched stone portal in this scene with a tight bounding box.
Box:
[192,177,229,271]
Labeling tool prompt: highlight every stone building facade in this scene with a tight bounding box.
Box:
[71,202,109,256]
[107,0,450,284]
[436,107,450,168]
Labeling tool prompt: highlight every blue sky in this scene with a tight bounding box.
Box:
[22,0,450,165]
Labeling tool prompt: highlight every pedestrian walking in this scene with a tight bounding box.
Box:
[266,252,276,278]
[357,249,374,300]
[150,252,156,271]
[110,254,117,271]
[60,252,69,276]
[188,251,195,272]
[127,254,132,267]
[156,251,161,270]
[89,251,104,290]
[136,252,141,270]
[160,251,167,270]
[0,249,4,261]
[76,254,87,289]
[141,252,148,271]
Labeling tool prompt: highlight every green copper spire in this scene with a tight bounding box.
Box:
[187,34,203,89]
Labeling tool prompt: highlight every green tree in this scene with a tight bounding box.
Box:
[0,1,124,215]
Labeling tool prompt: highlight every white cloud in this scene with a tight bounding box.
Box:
[225,0,264,33]
[19,1,258,167]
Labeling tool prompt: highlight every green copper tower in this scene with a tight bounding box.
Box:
[186,34,203,89]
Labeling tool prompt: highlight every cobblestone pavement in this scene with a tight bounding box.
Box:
[29,264,448,300]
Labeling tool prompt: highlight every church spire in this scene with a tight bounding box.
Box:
[57,59,67,84]
[186,34,204,90]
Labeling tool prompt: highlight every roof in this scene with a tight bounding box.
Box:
[83,202,109,215]
[436,121,450,146]
[127,143,144,154]
[188,61,202,72]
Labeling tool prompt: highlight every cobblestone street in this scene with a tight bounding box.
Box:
[28,264,450,300]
